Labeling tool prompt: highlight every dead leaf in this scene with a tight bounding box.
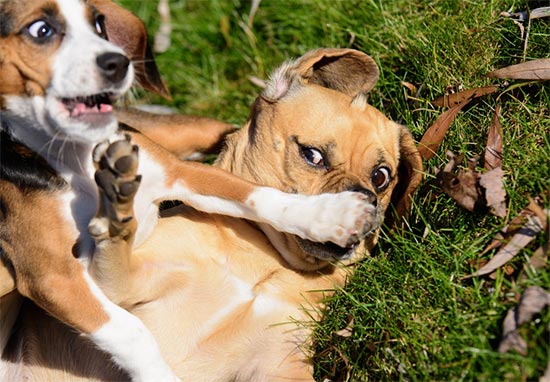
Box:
[418,98,471,161]
[484,105,503,170]
[334,317,354,338]
[479,168,507,218]
[516,286,550,324]
[435,152,481,211]
[401,81,417,94]
[480,196,545,256]
[487,58,550,80]
[499,286,550,355]
[431,85,500,108]
[463,214,544,278]
[528,246,549,270]
[499,307,528,355]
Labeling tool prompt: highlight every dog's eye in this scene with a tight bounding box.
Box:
[27,20,54,40]
[371,166,391,191]
[300,147,326,168]
[95,15,107,38]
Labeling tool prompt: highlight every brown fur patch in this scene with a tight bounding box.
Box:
[0,0,64,101]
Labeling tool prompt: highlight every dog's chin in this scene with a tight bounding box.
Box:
[295,237,356,262]
[45,93,119,144]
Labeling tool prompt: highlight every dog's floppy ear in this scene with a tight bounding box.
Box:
[87,0,171,99]
[386,126,423,228]
[263,48,379,101]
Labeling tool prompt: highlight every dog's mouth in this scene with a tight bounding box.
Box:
[60,93,115,119]
[296,237,357,262]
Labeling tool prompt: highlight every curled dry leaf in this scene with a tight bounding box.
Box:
[484,105,503,170]
[435,152,481,212]
[401,81,417,95]
[431,85,500,108]
[499,286,550,355]
[334,317,354,338]
[480,196,545,256]
[464,214,544,278]
[487,58,550,80]
[418,98,472,161]
[499,307,528,355]
[479,168,507,218]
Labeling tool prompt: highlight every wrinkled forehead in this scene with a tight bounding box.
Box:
[277,85,402,165]
[0,0,95,37]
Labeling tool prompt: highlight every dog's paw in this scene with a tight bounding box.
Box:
[89,135,141,239]
[301,191,378,248]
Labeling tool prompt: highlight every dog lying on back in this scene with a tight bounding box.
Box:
[0,1,379,380]
[2,48,423,381]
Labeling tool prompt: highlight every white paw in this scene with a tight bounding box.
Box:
[296,191,377,247]
[250,188,378,247]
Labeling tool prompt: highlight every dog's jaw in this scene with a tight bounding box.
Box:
[258,221,377,271]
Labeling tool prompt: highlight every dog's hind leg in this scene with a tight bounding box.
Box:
[0,183,176,381]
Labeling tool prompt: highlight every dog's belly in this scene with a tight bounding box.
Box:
[130,206,346,381]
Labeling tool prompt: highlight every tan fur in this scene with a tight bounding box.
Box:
[2,49,422,381]
[115,108,236,160]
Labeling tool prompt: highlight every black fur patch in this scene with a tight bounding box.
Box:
[0,9,13,37]
[0,130,67,191]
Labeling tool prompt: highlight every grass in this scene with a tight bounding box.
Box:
[118,0,549,380]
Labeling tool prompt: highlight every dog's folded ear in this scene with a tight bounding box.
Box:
[87,0,171,99]
[263,48,379,101]
[385,126,423,228]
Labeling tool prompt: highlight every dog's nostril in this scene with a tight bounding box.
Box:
[348,186,377,206]
[96,52,130,84]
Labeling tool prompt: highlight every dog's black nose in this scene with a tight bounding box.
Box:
[96,52,130,84]
[348,186,377,206]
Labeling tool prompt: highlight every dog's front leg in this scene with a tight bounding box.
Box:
[130,132,375,249]
[87,136,180,382]
[88,135,141,304]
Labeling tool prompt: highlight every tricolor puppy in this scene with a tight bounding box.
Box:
[2,49,423,381]
[0,1,378,381]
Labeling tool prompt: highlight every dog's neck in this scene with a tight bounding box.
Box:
[1,112,97,181]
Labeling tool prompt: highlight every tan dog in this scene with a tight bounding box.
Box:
[0,1,378,380]
[2,48,423,381]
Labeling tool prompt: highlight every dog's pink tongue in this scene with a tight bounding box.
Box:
[71,103,112,117]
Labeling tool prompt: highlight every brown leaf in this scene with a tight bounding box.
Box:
[479,168,507,218]
[516,286,550,324]
[528,246,549,270]
[499,287,550,355]
[418,98,471,161]
[334,317,354,338]
[484,105,503,170]
[401,81,417,94]
[431,85,500,108]
[436,152,481,211]
[498,307,528,355]
[464,214,544,278]
[487,58,550,80]
[479,196,546,256]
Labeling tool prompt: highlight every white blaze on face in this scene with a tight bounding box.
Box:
[41,0,134,143]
